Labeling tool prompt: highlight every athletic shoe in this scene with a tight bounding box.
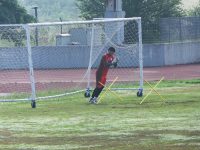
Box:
[89,97,94,103]
[92,97,98,104]
[89,97,98,104]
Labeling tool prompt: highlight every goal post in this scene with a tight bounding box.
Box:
[138,18,144,96]
[24,24,37,108]
[85,18,143,97]
[0,17,143,107]
[0,24,37,106]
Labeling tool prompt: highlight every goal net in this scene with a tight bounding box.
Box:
[0,24,33,102]
[0,18,143,107]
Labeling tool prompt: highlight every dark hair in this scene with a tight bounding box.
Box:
[108,47,115,52]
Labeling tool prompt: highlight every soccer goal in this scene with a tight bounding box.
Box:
[0,17,143,107]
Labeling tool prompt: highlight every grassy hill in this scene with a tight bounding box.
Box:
[18,0,80,22]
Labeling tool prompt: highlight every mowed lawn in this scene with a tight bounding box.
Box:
[0,79,200,150]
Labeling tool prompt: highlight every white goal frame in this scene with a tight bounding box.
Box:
[0,17,143,107]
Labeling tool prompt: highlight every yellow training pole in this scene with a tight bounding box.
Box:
[98,81,123,101]
[98,77,118,104]
[140,77,164,104]
[145,78,166,102]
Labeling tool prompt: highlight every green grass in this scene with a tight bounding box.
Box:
[0,79,200,150]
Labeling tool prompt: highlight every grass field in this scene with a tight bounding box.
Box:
[0,79,200,150]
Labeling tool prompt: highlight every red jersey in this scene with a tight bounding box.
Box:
[97,53,114,77]
[96,53,114,88]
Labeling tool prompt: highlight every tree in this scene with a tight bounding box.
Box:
[76,0,105,20]
[0,0,34,24]
[189,1,200,16]
[0,0,35,46]
[123,0,185,42]
[76,0,184,19]
[76,0,185,42]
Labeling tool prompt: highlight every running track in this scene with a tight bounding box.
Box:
[0,64,199,93]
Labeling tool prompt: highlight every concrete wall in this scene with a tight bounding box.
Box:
[0,42,200,69]
[32,46,90,69]
[143,44,165,67]
[143,41,200,67]
[164,42,200,65]
[0,47,28,69]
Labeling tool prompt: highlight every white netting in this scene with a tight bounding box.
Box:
[0,18,143,104]
[0,25,32,101]
[86,19,142,92]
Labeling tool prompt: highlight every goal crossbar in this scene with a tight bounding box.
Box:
[0,17,143,107]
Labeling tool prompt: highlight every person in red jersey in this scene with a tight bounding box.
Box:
[90,47,118,104]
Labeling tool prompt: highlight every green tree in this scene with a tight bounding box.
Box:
[76,0,105,20]
[76,0,184,19]
[189,1,200,16]
[0,0,34,46]
[125,0,185,42]
[0,0,34,24]
[76,0,185,42]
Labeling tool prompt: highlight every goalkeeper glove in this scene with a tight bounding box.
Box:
[112,57,119,68]
[113,62,117,68]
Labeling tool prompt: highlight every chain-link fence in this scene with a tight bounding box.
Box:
[143,16,200,43]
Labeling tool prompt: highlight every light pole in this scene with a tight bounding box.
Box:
[32,6,39,46]
[59,17,63,34]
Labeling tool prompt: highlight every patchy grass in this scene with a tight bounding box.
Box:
[0,79,200,149]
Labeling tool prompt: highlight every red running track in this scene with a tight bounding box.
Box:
[0,64,199,93]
